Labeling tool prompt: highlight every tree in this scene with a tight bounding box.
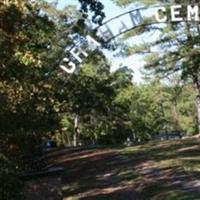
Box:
[112,0,200,134]
[0,0,107,197]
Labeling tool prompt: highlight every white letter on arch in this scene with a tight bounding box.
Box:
[60,58,76,74]
[86,35,101,50]
[171,5,183,22]
[155,7,167,22]
[70,47,88,63]
[187,5,199,21]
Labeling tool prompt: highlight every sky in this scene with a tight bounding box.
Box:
[47,0,160,83]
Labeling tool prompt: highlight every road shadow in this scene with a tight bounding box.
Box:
[48,138,200,200]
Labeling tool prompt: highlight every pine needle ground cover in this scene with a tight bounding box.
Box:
[46,138,200,200]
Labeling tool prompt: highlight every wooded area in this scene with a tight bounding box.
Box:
[1,0,200,199]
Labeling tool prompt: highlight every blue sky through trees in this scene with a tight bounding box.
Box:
[47,0,161,83]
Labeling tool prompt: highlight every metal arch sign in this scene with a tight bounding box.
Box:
[59,4,200,74]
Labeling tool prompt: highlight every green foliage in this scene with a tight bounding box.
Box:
[1,0,198,153]
[112,0,200,134]
[0,0,107,197]
[112,0,158,7]
[78,0,105,24]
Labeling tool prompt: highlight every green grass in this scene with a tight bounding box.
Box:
[120,138,200,172]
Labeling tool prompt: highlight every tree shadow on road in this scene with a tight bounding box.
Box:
[49,138,200,200]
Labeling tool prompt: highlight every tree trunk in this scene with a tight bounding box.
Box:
[193,78,200,134]
[73,114,79,147]
[196,92,200,134]
[172,101,179,131]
